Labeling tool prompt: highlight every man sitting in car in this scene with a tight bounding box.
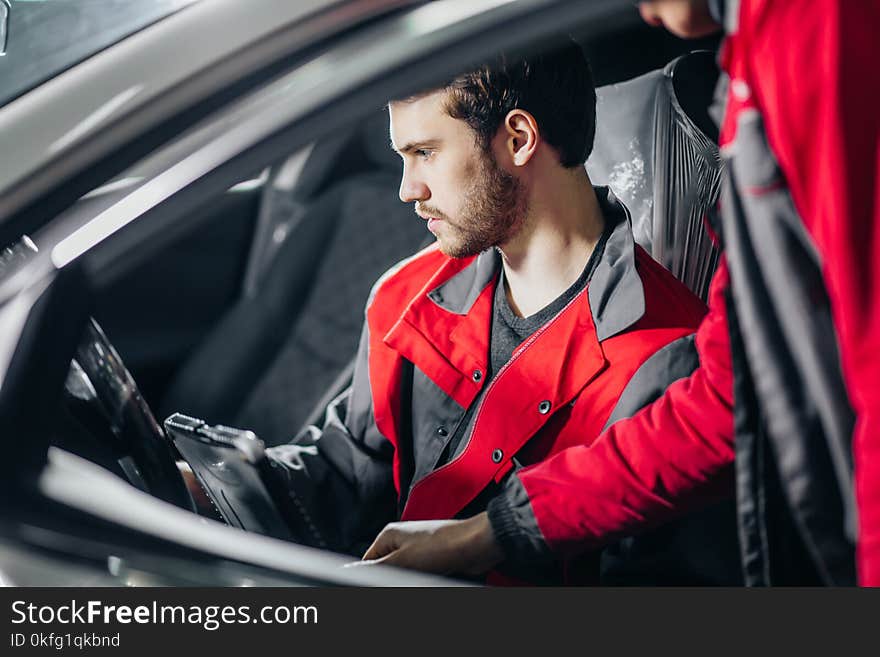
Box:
[265,41,739,584]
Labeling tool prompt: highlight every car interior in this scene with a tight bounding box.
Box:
[91,28,722,449]
[0,14,729,584]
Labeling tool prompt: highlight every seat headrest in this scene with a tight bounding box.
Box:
[667,50,720,143]
[587,66,665,250]
[271,107,400,205]
[587,50,721,300]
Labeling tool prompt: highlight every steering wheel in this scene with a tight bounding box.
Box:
[61,318,195,511]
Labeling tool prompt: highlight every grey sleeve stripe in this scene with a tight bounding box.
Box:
[602,333,699,431]
[487,474,555,569]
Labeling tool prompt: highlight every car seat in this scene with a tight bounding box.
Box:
[587,50,721,300]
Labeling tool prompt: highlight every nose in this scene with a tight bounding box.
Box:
[399,165,430,204]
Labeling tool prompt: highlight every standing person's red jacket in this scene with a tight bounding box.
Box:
[489,0,880,585]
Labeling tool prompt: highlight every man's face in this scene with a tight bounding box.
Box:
[637,0,720,38]
[389,91,527,258]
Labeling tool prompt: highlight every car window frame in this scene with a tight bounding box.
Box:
[37,0,635,287]
[0,0,203,109]
[0,0,422,248]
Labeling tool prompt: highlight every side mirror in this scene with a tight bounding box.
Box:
[0,0,9,56]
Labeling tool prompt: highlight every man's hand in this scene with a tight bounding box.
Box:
[358,512,504,576]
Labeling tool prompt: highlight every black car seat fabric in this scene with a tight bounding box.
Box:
[233,174,424,444]
[242,110,401,298]
[587,51,721,300]
[160,109,426,444]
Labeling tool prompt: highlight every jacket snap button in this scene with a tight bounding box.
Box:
[491,448,503,464]
[538,400,551,414]
[472,369,483,382]
[436,426,449,437]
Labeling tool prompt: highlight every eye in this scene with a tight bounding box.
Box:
[415,148,434,160]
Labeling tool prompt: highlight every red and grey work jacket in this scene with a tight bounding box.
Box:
[268,188,740,584]
[496,0,879,586]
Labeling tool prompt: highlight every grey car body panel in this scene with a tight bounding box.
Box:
[0,0,200,108]
[0,0,414,226]
[36,448,465,586]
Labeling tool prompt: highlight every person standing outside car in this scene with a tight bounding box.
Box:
[363,0,880,586]
[267,41,742,584]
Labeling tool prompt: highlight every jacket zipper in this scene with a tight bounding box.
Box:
[405,283,591,501]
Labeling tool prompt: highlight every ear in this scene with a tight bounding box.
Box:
[503,109,539,167]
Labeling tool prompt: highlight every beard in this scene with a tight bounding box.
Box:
[419,149,528,258]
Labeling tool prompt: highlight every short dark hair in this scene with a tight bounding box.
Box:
[441,39,596,168]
